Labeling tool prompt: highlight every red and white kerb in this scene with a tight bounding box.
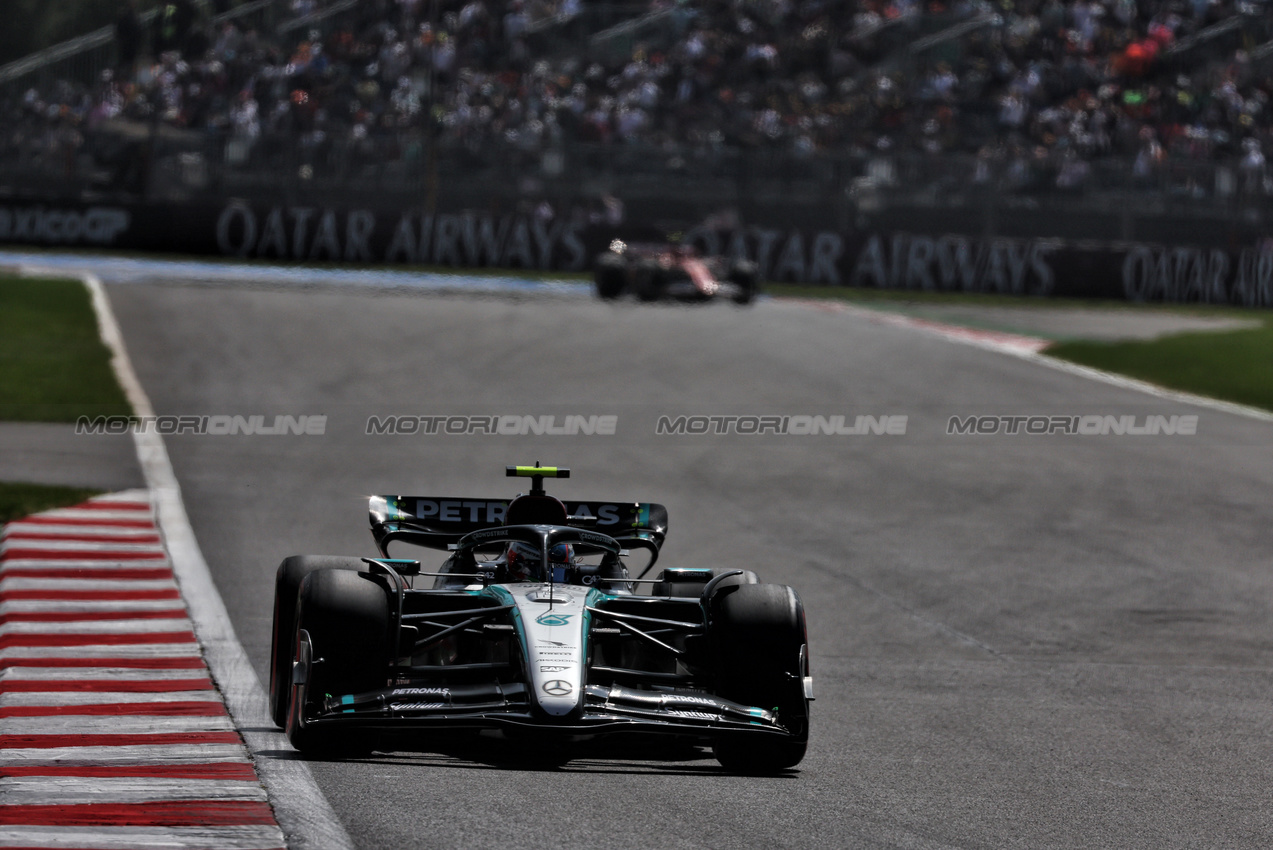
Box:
[0,490,286,849]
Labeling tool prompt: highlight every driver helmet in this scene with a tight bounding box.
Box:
[547,542,575,583]
[505,541,541,582]
[504,541,576,582]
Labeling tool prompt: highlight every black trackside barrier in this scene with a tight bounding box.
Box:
[2,197,1271,306]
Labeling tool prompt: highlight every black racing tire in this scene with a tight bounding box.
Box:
[594,256,626,300]
[656,569,759,599]
[710,583,809,772]
[269,555,366,728]
[285,568,390,755]
[728,261,759,305]
[634,263,664,302]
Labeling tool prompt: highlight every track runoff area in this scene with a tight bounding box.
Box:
[8,255,1273,849]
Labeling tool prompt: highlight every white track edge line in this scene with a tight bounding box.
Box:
[791,296,1273,424]
[1019,350,1273,423]
[30,266,354,850]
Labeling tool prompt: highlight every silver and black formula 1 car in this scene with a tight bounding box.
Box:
[269,464,811,771]
[593,240,759,304]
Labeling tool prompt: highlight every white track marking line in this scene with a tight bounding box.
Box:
[1,584,178,595]
[0,574,174,586]
[3,666,210,680]
[2,527,161,540]
[790,298,1051,355]
[0,645,202,660]
[12,510,157,522]
[1,599,187,612]
[2,556,164,566]
[1019,350,1273,422]
[0,565,171,575]
[0,776,268,804]
[4,521,157,529]
[1,691,221,706]
[791,297,1273,423]
[56,268,354,850]
[0,623,195,637]
[0,825,286,850]
[0,743,251,762]
[2,716,237,734]
[1,540,167,553]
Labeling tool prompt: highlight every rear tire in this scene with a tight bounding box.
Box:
[269,555,365,728]
[634,263,664,302]
[710,583,809,772]
[594,256,626,300]
[285,569,390,755]
[728,261,759,305]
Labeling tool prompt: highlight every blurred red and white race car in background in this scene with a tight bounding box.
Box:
[593,239,759,304]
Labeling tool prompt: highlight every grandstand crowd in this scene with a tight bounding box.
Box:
[3,0,1271,194]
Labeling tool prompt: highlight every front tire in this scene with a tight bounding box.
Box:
[710,583,809,772]
[269,555,366,728]
[285,568,390,755]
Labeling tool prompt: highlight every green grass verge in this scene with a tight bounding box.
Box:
[1047,321,1273,412]
[0,481,103,524]
[0,275,131,422]
[768,282,1273,412]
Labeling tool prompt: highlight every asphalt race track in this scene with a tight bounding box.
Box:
[105,280,1273,849]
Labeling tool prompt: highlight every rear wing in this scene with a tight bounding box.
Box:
[369,495,668,555]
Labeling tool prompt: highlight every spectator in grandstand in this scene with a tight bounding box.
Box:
[153,0,200,57]
[5,0,1273,200]
[1133,126,1167,183]
[1240,138,1267,194]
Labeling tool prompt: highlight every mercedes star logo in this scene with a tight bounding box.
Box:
[542,680,573,697]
